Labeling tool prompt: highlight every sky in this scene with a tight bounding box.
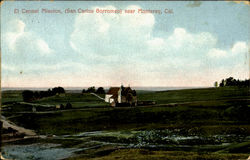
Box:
[1,1,249,88]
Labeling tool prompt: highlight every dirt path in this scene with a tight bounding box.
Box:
[1,116,36,136]
[90,93,105,101]
[20,102,55,107]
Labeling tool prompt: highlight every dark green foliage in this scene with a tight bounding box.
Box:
[66,102,72,109]
[60,104,65,109]
[22,90,34,102]
[21,87,65,102]
[96,87,105,94]
[132,90,137,96]
[219,77,250,87]
[224,105,250,121]
[33,91,40,99]
[82,89,86,93]
[126,93,133,105]
[52,86,65,94]
[87,86,96,93]
[40,87,65,98]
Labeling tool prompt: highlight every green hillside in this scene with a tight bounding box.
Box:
[138,87,250,104]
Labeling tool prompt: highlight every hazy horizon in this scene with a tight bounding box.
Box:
[1,86,208,91]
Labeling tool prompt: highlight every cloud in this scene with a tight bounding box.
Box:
[70,5,154,58]
[165,28,217,52]
[207,48,227,58]
[231,41,248,55]
[1,64,16,72]
[207,41,248,59]
[70,5,217,64]
[69,5,234,86]
[3,5,247,87]
[4,20,25,51]
[36,39,53,54]
[204,40,249,84]
[4,19,53,55]
[69,4,247,87]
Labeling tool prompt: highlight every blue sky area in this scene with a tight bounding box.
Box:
[1,1,249,87]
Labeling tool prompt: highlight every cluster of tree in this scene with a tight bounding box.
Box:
[56,103,72,110]
[22,87,65,102]
[215,77,250,87]
[82,86,105,94]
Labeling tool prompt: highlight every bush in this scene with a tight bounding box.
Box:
[87,86,96,93]
[52,87,65,94]
[22,90,34,102]
[82,89,86,93]
[66,103,72,109]
[96,87,105,94]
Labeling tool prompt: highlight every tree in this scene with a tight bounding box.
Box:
[126,93,134,106]
[65,102,72,109]
[225,77,234,86]
[132,90,137,96]
[33,91,40,99]
[219,77,250,87]
[47,89,54,96]
[22,90,34,102]
[87,86,96,93]
[82,89,86,93]
[96,87,105,94]
[214,81,218,88]
[219,79,225,87]
[58,87,65,93]
[60,104,65,109]
[52,87,65,94]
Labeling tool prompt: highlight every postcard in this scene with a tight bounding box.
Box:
[1,1,250,160]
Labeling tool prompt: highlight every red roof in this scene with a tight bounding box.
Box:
[107,87,120,94]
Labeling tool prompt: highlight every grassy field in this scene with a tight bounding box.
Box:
[2,86,250,135]
[5,104,250,135]
[1,86,250,159]
[1,90,23,104]
[138,87,250,104]
[2,91,108,108]
[33,93,108,108]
